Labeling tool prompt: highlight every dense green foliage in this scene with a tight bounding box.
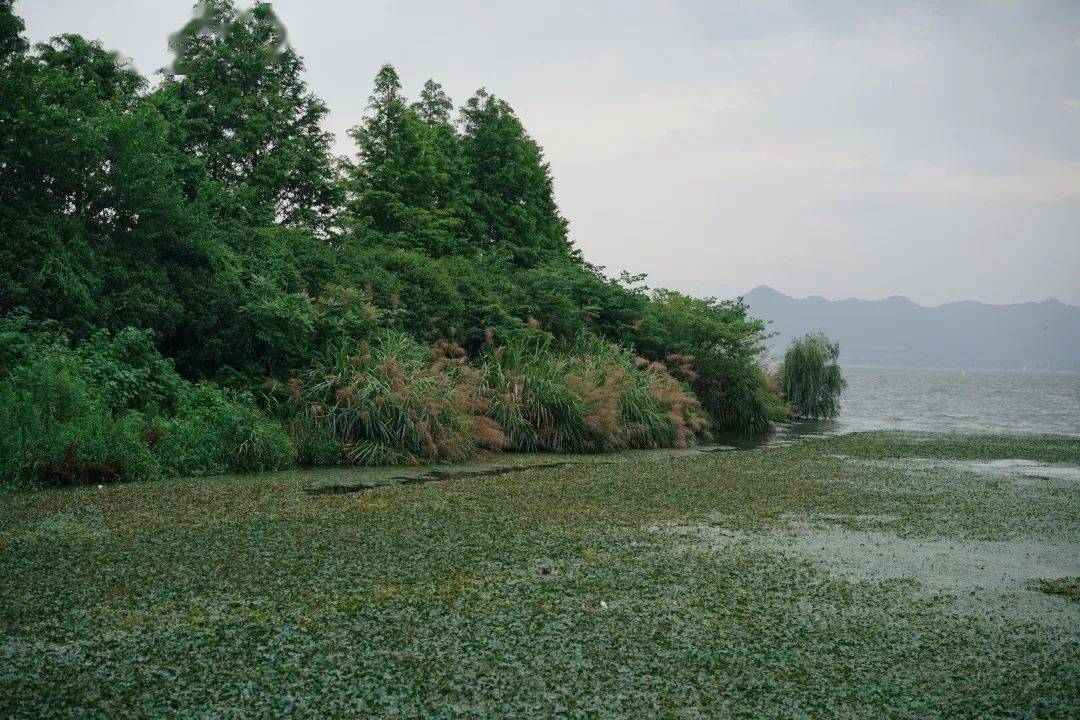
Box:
[779,332,846,419]
[636,289,787,433]
[155,382,294,477]
[0,341,158,486]
[3,432,1077,716]
[0,315,294,485]
[0,0,791,486]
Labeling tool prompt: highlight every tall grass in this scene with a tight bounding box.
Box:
[779,332,846,419]
[285,331,709,465]
[480,334,589,452]
[479,333,708,453]
[288,332,503,465]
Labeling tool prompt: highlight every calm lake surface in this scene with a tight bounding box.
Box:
[715,365,1080,448]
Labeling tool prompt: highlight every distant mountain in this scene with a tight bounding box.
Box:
[742,286,1080,371]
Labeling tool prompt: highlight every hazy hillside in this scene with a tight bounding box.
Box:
[744,286,1080,371]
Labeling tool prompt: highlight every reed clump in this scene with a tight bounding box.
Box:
[286,331,709,464]
[289,332,495,465]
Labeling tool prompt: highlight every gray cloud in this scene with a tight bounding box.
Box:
[20,0,1080,305]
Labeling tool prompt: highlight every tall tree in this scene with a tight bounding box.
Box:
[415,78,452,124]
[0,0,27,64]
[0,31,208,340]
[36,33,142,105]
[345,66,464,256]
[412,79,468,228]
[154,0,339,232]
[459,89,572,267]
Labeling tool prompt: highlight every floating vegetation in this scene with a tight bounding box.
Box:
[3,431,1079,716]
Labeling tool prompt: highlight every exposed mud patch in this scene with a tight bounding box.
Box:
[781,513,902,530]
[967,459,1080,481]
[695,445,741,454]
[656,524,749,548]
[777,525,1077,590]
[1033,576,1080,602]
[306,461,574,495]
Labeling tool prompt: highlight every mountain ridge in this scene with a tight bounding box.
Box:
[742,286,1080,371]
[744,285,1071,311]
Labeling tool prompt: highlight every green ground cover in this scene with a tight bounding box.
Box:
[2,431,1078,718]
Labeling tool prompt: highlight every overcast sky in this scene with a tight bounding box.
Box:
[19,0,1080,306]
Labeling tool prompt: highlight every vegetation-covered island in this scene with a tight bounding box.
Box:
[0,0,806,485]
[2,2,1077,717]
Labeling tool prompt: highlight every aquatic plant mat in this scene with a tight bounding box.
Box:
[2,431,1078,717]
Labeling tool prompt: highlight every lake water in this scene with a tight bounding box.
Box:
[713,365,1080,448]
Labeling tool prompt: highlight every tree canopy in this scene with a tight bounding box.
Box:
[155,0,340,231]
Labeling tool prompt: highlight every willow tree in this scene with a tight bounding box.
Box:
[779,332,846,419]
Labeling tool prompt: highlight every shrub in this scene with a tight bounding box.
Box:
[779,332,846,419]
[0,342,159,489]
[289,332,495,465]
[481,332,708,453]
[631,289,783,434]
[154,382,294,477]
[513,262,647,343]
[0,309,56,377]
[286,412,344,467]
[76,327,187,414]
[695,358,785,435]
